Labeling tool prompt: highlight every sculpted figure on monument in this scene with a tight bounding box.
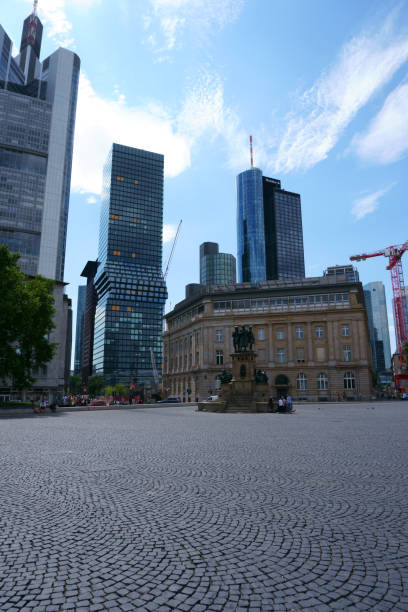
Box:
[248,326,255,351]
[255,369,268,384]
[232,325,255,352]
[217,370,232,384]
[233,326,240,352]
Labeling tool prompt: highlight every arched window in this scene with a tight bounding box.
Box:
[344,371,355,389]
[317,373,328,390]
[296,373,307,390]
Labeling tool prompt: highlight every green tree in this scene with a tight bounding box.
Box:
[114,383,128,397]
[0,246,56,390]
[104,385,114,398]
[70,375,82,394]
[87,375,105,396]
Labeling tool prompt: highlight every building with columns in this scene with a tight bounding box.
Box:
[163,274,372,401]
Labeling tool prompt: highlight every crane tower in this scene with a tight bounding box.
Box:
[350,240,408,390]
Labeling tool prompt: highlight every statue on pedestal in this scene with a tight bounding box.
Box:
[232,325,255,353]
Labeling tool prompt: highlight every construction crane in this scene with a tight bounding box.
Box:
[148,220,182,390]
[163,219,182,280]
[350,240,408,389]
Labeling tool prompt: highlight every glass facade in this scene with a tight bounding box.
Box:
[0,18,80,282]
[0,90,51,275]
[93,144,167,387]
[200,252,236,285]
[263,177,305,281]
[237,169,305,282]
[74,285,86,375]
[364,281,391,371]
[237,167,265,282]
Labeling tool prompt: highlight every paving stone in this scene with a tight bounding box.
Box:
[0,402,407,610]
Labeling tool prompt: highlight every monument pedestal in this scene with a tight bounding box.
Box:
[198,350,270,413]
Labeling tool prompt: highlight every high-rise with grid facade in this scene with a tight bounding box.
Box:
[0,7,80,281]
[93,144,167,387]
[237,170,305,282]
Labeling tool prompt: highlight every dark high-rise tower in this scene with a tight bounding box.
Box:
[237,168,305,282]
[74,285,86,375]
[93,144,167,387]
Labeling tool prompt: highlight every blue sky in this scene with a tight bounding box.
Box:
[3,0,408,360]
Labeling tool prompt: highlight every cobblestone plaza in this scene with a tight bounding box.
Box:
[1,403,407,611]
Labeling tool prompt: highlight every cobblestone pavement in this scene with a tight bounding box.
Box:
[0,402,407,611]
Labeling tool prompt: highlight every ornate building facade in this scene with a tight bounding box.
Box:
[163,275,372,401]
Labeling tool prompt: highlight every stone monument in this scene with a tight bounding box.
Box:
[198,325,270,413]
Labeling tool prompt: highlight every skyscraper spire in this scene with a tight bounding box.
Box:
[249,135,254,168]
[33,0,39,16]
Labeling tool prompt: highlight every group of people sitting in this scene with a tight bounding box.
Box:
[268,395,294,413]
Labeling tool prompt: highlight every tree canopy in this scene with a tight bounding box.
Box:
[0,245,56,389]
[87,375,105,396]
[69,375,82,394]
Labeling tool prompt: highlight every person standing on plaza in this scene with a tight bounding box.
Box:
[286,394,293,412]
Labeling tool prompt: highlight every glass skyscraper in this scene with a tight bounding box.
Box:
[0,8,80,281]
[364,281,391,371]
[200,242,236,285]
[74,285,86,375]
[93,144,167,387]
[237,170,305,282]
[237,167,266,282]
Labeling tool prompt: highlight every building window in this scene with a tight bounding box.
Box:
[315,326,324,338]
[296,347,305,362]
[110,214,119,220]
[296,373,307,390]
[116,176,124,182]
[113,250,121,256]
[344,371,355,389]
[132,253,136,258]
[257,328,265,340]
[276,330,285,340]
[216,350,223,365]
[317,373,328,390]
[295,326,304,339]
[341,325,350,337]
[112,305,120,311]
[277,348,286,363]
[133,217,138,223]
[216,329,223,342]
[343,345,352,362]
[134,179,139,184]
[127,306,132,312]
[316,347,325,362]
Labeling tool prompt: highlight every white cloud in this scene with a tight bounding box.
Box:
[353,80,408,164]
[26,0,100,47]
[273,16,408,174]
[145,0,245,52]
[71,69,238,195]
[163,224,177,243]
[86,195,97,204]
[71,75,190,194]
[351,186,393,220]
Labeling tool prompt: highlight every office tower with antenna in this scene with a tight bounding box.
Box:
[0,1,80,281]
[236,136,305,282]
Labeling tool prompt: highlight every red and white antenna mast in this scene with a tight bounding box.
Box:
[32,0,38,16]
[249,135,254,168]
